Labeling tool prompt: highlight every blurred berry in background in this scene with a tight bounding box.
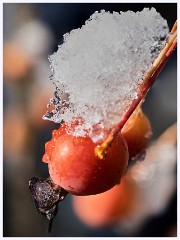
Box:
[3,3,177,237]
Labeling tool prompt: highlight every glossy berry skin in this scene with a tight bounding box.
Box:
[42,123,129,196]
[121,108,152,159]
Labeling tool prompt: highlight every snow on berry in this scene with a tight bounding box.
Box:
[43,8,169,142]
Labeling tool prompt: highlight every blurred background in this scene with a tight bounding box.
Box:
[3,3,177,237]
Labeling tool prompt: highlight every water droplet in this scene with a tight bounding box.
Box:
[49,75,53,81]
[42,111,54,120]
[42,153,51,163]
[54,91,59,98]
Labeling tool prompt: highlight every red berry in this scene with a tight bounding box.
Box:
[121,107,152,159]
[72,176,137,228]
[42,123,129,196]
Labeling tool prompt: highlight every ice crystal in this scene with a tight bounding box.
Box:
[43,8,169,141]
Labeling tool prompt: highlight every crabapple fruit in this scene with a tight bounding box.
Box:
[72,176,137,228]
[42,122,129,196]
[121,107,152,159]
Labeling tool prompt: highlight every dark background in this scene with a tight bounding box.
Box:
[3,3,177,237]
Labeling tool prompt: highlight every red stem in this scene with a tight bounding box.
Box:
[119,39,177,132]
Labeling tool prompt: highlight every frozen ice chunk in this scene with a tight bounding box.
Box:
[44,8,169,141]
